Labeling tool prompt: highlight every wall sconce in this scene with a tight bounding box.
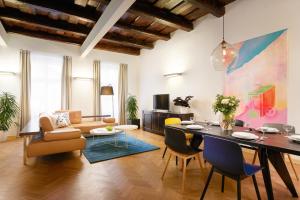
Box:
[163,72,183,78]
[72,77,93,80]
[0,71,17,75]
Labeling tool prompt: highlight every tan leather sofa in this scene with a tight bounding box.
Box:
[26,110,116,162]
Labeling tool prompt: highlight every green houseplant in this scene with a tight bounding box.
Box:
[126,95,140,129]
[212,94,240,131]
[0,92,19,141]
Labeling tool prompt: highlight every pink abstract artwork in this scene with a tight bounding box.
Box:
[224,29,287,128]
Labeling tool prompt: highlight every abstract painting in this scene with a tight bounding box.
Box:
[224,29,287,128]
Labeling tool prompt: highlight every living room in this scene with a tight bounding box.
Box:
[1,0,300,199]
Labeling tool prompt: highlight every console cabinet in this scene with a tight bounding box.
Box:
[142,110,194,135]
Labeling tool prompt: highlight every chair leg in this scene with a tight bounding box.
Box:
[200,167,214,200]
[252,175,261,200]
[176,156,178,166]
[287,154,299,181]
[221,175,225,193]
[182,158,187,191]
[237,177,241,200]
[196,153,203,169]
[252,151,258,164]
[162,146,167,158]
[161,154,172,179]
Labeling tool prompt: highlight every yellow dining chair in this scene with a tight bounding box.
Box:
[162,118,194,160]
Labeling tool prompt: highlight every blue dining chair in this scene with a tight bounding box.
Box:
[200,136,261,200]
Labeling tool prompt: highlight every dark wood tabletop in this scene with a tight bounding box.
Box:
[166,122,300,156]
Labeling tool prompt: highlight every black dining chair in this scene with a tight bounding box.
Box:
[200,136,261,200]
[161,127,203,191]
[235,119,245,127]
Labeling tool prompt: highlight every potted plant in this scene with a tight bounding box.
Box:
[212,94,240,131]
[126,95,140,129]
[0,92,19,141]
[173,96,193,113]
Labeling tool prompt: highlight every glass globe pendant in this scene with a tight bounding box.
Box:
[210,16,238,71]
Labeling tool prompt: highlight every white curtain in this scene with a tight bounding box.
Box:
[20,50,31,130]
[93,60,101,120]
[118,63,128,125]
[61,56,72,110]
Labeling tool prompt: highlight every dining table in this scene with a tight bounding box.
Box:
[165,122,300,200]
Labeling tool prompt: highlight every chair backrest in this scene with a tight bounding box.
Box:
[235,119,245,127]
[165,118,181,125]
[164,127,193,154]
[263,123,295,133]
[203,136,245,176]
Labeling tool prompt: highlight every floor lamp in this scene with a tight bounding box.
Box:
[100,86,114,117]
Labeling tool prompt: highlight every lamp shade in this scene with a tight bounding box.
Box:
[210,40,238,71]
[100,86,114,95]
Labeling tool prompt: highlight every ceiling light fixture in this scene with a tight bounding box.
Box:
[210,16,238,71]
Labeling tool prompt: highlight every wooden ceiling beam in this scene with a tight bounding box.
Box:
[17,0,170,40]
[0,7,89,36]
[4,25,140,55]
[99,0,193,31]
[183,0,225,17]
[80,0,136,57]
[129,1,193,31]
[0,7,152,49]
[0,21,7,46]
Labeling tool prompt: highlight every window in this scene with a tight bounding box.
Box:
[101,62,119,118]
[30,53,63,118]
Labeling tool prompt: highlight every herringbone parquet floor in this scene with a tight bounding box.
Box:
[0,130,299,200]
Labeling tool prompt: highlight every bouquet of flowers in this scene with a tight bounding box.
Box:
[213,94,240,130]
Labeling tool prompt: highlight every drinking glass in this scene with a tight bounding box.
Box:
[190,116,194,122]
[260,127,268,140]
[283,124,293,135]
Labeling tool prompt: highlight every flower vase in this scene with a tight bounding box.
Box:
[220,114,234,131]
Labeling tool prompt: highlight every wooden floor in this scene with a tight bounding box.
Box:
[0,129,299,200]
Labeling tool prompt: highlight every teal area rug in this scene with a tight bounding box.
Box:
[83,134,160,163]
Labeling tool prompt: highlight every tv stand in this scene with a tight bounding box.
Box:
[142,110,194,135]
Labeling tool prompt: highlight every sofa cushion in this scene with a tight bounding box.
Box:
[56,110,82,124]
[43,128,81,141]
[71,121,117,133]
[103,117,116,123]
[39,113,55,132]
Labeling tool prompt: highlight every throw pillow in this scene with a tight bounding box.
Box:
[52,112,71,128]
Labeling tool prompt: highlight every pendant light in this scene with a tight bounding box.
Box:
[210,16,238,71]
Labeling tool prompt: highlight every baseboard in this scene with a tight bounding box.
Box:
[7,135,17,141]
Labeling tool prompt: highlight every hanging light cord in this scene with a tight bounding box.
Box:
[222,16,225,41]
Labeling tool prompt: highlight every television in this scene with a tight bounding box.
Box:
[153,94,169,111]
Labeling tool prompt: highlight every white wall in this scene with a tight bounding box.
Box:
[0,34,140,135]
[139,0,300,131]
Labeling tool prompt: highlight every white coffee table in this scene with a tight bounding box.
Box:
[114,125,138,148]
[90,128,123,146]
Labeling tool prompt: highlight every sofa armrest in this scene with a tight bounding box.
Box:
[82,115,111,118]
[44,128,81,141]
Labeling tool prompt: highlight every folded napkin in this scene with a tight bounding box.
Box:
[257,127,279,132]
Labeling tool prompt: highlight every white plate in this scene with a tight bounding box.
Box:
[232,132,259,140]
[186,125,204,130]
[210,121,220,126]
[288,135,300,141]
[256,127,279,133]
[181,121,195,125]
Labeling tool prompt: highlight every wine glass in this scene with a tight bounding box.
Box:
[283,124,293,135]
[259,127,268,140]
[190,116,194,122]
